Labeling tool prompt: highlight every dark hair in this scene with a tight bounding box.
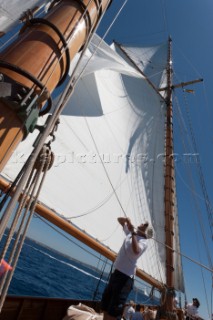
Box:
[135,304,141,311]
[193,298,200,308]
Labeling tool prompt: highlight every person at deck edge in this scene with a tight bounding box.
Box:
[185,298,200,319]
[101,217,153,320]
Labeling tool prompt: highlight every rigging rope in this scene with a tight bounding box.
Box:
[182,90,213,239]
[33,213,114,302]
[82,117,127,217]
[0,145,52,312]
[153,237,212,274]
[33,214,112,265]
[173,93,213,267]
[173,93,213,316]
[92,257,109,301]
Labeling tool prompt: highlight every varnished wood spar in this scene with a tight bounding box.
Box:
[0,104,23,171]
[0,0,110,171]
[0,176,164,291]
[161,38,175,315]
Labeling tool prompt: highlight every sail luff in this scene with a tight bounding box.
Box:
[0,176,164,290]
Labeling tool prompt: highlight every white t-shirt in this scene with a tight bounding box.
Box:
[114,224,148,277]
[123,306,135,320]
[186,303,199,318]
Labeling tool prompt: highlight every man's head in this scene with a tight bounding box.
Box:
[146,226,154,239]
[129,300,135,307]
[193,298,200,308]
[137,222,153,238]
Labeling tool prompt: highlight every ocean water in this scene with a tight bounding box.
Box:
[7,237,106,300]
[5,237,157,305]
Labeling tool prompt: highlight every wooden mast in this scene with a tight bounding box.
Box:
[0,0,111,171]
[117,37,178,316]
[160,37,176,318]
[159,38,203,320]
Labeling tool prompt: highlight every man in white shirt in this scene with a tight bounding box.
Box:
[122,300,135,320]
[185,298,200,320]
[101,217,153,320]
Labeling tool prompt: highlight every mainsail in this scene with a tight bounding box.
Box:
[1,34,184,292]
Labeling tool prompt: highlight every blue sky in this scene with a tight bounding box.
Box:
[25,1,213,319]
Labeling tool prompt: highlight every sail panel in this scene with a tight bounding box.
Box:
[113,42,168,89]
[0,0,50,35]
[173,193,185,291]
[69,34,142,79]
[1,37,184,291]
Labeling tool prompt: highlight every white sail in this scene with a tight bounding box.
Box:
[1,35,184,291]
[0,0,51,35]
